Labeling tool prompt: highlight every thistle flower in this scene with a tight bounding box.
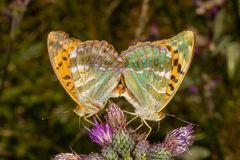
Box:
[105,102,126,130]
[162,124,194,156]
[54,107,195,159]
[148,143,172,160]
[101,145,119,160]
[89,118,113,146]
[133,140,149,159]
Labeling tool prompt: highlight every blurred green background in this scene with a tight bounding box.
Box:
[0,0,240,159]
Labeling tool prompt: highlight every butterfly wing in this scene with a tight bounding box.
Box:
[69,40,123,114]
[121,42,172,113]
[53,153,80,160]
[153,30,195,109]
[47,31,82,106]
[121,31,195,120]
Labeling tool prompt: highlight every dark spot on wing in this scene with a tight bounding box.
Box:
[58,62,63,67]
[173,59,178,66]
[66,82,71,86]
[177,64,182,73]
[63,75,71,80]
[169,83,174,91]
[171,75,178,82]
[70,85,75,91]
[62,57,67,61]
[174,50,178,54]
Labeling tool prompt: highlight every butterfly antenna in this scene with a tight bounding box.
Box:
[165,113,198,126]
[41,108,72,120]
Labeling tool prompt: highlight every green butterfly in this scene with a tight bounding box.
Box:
[47,31,195,121]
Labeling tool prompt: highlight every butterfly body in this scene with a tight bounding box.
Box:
[47,31,194,120]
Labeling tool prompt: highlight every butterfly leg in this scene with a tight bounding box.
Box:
[133,121,144,132]
[123,110,139,126]
[142,119,152,139]
[126,115,139,126]
[83,116,95,125]
[96,114,102,123]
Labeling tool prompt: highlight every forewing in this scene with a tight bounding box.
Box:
[47,31,81,105]
[152,30,195,110]
[69,40,123,108]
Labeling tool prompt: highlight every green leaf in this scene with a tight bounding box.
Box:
[213,9,226,41]
[226,42,240,79]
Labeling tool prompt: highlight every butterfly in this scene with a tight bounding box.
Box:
[47,31,195,121]
[48,31,123,118]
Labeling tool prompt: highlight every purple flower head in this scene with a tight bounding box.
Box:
[188,85,199,94]
[105,102,126,130]
[163,124,194,156]
[89,118,113,146]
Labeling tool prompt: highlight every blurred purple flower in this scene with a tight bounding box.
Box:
[89,118,113,146]
[2,9,12,21]
[193,0,224,18]
[105,102,126,130]
[162,124,194,156]
[209,6,219,18]
[215,75,223,83]
[188,85,199,94]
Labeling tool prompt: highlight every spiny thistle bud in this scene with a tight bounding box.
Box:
[112,129,135,157]
[133,140,149,160]
[101,145,119,160]
[163,124,194,156]
[83,153,104,160]
[148,143,172,160]
[105,102,126,130]
[89,118,113,146]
